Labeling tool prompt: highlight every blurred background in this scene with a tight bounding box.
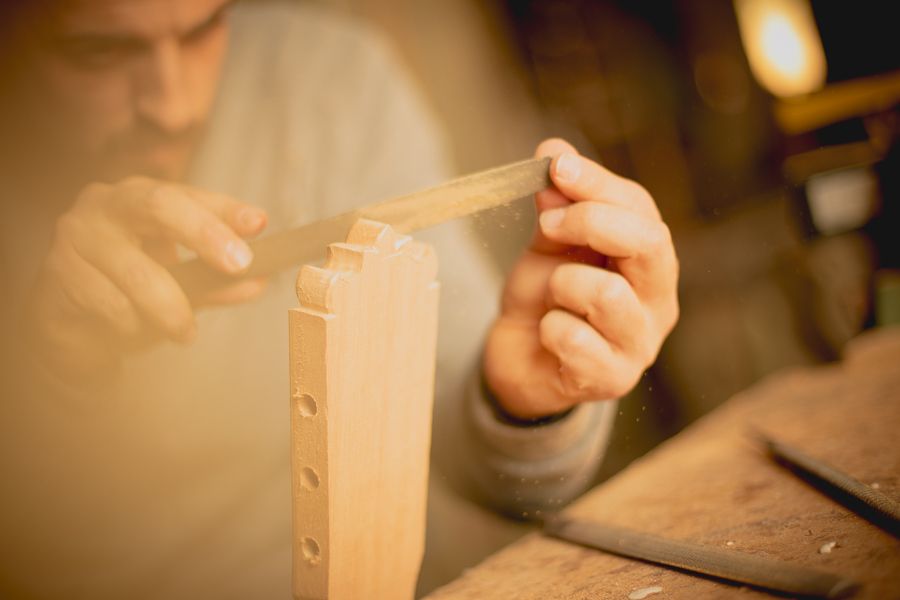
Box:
[0,1,895,596]
[321,0,899,478]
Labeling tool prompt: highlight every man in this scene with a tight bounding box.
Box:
[0,0,679,597]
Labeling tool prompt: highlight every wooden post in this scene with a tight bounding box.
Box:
[289,219,440,599]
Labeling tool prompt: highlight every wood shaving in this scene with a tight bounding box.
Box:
[628,585,663,599]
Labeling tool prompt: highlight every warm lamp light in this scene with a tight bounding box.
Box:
[734,0,827,98]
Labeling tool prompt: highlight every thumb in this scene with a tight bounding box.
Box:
[530,138,579,255]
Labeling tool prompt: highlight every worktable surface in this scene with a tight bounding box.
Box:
[427,327,900,599]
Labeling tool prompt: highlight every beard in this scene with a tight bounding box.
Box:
[0,117,207,217]
[93,120,207,183]
[1,79,210,210]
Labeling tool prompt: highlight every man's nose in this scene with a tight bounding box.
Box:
[135,39,192,133]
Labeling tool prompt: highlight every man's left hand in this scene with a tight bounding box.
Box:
[483,138,679,419]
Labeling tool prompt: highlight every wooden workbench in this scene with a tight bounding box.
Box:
[427,327,900,599]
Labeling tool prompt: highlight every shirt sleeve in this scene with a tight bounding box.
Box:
[461,372,618,518]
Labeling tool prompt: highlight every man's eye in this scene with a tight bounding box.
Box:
[183,11,226,46]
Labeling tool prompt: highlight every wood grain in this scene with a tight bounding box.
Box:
[289,220,440,599]
[428,327,900,599]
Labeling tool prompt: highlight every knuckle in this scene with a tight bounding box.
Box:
[626,179,653,204]
[586,205,608,234]
[54,213,82,241]
[659,297,680,336]
[44,241,80,284]
[622,308,659,367]
[115,318,142,337]
[643,221,672,254]
[560,370,592,397]
[44,244,68,275]
[117,176,156,202]
[576,201,601,225]
[547,266,571,303]
[589,353,637,398]
[608,373,637,399]
[538,314,554,346]
[115,312,142,337]
[56,279,87,314]
[120,260,149,291]
[558,323,593,357]
[120,175,151,188]
[76,182,111,204]
[72,183,111,214]
[635,338,660,370]
[596,274,630,309]
[567,202,602,235]
[145,185,177,219]
[561,359,614,400]
[166,309,192,336]
[146,287,190,335]
[196,216,227,249]
[102,292,132,323]
[140,277,190,330]
[670,298,681,329]
[596,363,639,399]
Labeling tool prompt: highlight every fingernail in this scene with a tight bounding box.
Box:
[239,207,265,230]
[554,153,581,183]
[540,208,565,231]
[225,239,253,271]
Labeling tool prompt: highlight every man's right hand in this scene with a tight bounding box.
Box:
[27,177,269,385]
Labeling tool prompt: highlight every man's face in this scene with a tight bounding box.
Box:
[8,0,231,182]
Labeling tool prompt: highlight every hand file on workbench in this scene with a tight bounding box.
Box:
[759,433,900,538]
[543,516,859,599]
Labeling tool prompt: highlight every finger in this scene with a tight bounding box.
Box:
[550,153,660,219]
[111,180,255,275]
[116,178,268,238]
[144,239,180,266]
[531,186,574,254]
[482,320,574,418]
[531,139,580,254]
[547,263,649,355]
[185,188,268,239]
[532,188,613,266]
[55,244,143,339]
[535,137,579,161]
[43,234,143,338]
[196,277,269,306]
[539,201,677,297]
[71,223,197,343]
[538,309,634,400]
[499,251,563,319]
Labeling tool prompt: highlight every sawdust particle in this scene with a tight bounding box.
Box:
[628,585,663,599]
